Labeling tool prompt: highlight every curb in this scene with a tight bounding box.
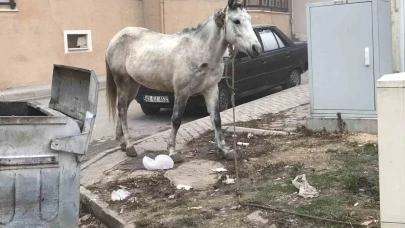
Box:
[80,186,134,228]
[222,126,294,136]
[0,75,106,101]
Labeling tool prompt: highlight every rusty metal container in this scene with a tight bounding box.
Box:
[0,65,99,228]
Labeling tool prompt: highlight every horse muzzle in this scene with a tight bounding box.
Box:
[248,44,262,58]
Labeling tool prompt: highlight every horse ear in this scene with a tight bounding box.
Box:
[214,9,226,28]
[228,0,235,9]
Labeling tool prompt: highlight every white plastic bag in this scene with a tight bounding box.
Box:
[142,154,174,170]
[292,174,319,198]
[111,189,130,201]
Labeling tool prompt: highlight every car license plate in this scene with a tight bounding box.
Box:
[143,95,170,103]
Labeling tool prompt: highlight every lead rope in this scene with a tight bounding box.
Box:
[225,44,241,201]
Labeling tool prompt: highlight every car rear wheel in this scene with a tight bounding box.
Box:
[141,105,160,115]
[218,83,231,112]
[282,69,301,89]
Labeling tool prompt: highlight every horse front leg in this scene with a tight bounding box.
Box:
[203,85,237,160]
[167,94,189,163]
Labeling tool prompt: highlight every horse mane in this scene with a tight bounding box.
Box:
[175,8,223,36]
[177,18,211,36]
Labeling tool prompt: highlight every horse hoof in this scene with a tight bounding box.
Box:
[125,146,138,157]
[224,151,238,160]
[170,154,184,163]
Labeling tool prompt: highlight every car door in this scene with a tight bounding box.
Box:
[257,28,293,85]
[232,47,264,93]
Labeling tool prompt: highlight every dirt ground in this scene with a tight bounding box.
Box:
[86,125,380,228]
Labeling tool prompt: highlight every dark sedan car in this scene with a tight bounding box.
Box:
[135,24,308,115]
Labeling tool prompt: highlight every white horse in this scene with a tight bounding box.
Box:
[105,0,262,163]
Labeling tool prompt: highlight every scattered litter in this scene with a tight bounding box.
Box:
[222,175,236,185]
[237,142,249,146]
[230,205,241,210]
[362,220,378,226]
[111,189,130,201]
[188,206,202,210]
[354,202,359,207]
[118,185,128,189]
[128,197,136,203]
[292,174,319,198]
[247,133,254,139]
[232,134,237,138]
[142,154,174,170]
[212,168,228,173]
[359,188,365,192]
[80,214,91,222]
[177,184,193,190]
[168,195,175,199]
[120,207,125,214]
[209,141,215,144]
[275,178,281,181]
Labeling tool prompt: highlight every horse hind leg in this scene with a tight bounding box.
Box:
[203,85,237,160]
[167,94,189,163]
[117,78,140,157]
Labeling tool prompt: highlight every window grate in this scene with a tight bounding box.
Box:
[0,0,16,10]
[246,0,289,12]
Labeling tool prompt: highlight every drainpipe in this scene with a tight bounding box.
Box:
[290,0,294,40]
[400,0,405,71]
[160,0,165,33]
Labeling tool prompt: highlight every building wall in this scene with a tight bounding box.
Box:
[163,0,226,34]
[291,0,324,41]
[1,0,292,89]
[163,0,291,37]
[248,10,291,38]
[0,0,143,90]
[143,0,162,33]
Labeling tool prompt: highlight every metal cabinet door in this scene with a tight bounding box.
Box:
[310,2,374,111]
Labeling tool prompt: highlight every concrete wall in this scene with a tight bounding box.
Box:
[248,10,291,38]
[143,0,162,33]
[291,0,325,41]
[163,0,291,37]
[163,0,226,34]
[0,0,143,90]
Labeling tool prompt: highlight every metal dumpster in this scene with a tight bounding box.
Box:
[0,65,99,228]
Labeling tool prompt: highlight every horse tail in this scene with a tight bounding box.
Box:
[106,57,117,122]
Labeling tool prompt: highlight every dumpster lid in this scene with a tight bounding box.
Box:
[49,65,99,125]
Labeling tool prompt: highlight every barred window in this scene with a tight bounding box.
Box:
[0,0,16,10]
[247,0,289,12]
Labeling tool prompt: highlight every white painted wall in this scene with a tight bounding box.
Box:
[377,73,405,228]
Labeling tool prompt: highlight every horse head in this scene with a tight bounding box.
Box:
[215,0,262,58]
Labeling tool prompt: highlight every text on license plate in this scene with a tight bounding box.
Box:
[143,95,170,103]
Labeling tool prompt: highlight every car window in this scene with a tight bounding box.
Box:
[259,30,279,52]
[273,32,286,48]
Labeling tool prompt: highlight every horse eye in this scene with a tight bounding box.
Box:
[233,20,240,25]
